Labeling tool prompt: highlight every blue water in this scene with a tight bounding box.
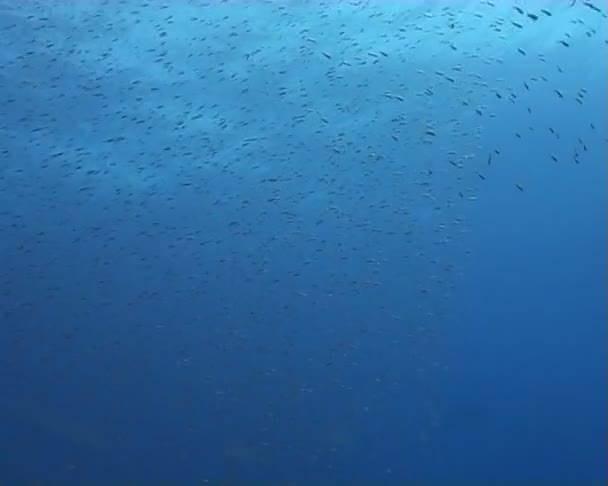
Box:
[0,0,606,483]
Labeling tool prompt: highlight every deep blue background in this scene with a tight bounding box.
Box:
[0,0,606,483]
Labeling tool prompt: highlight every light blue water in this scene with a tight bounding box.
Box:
[0,0,606,483]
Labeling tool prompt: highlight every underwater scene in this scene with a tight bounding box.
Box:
[0,0,606,484]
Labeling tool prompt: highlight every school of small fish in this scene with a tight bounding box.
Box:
[0,0,606,475]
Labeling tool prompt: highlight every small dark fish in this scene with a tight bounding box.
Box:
[583,1,602,13]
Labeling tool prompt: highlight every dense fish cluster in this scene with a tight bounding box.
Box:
[0,0,606,479]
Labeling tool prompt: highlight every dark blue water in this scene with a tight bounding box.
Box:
[1,0,606,483]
